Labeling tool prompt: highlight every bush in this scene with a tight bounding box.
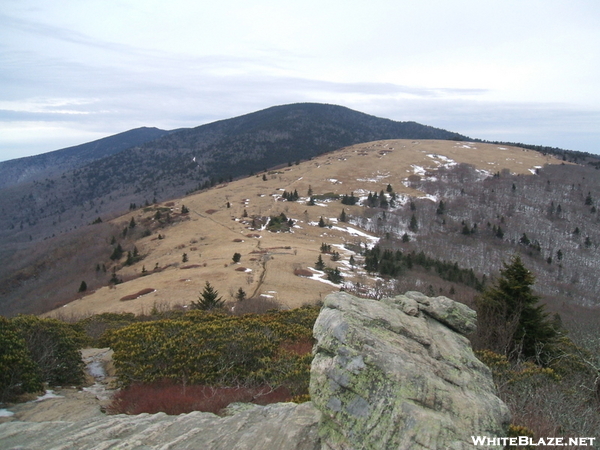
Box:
[0,317,43,402]
[11,315,88,386]
[102,307,319,399]
[107,382,292,415]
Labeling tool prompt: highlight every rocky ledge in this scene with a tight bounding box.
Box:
[0,292,509,450]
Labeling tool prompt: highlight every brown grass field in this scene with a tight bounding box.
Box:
[45,139,565,318]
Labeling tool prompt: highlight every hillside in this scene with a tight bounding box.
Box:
[5,138,580,319]
[0,127,172,189]
[0,103,468,249]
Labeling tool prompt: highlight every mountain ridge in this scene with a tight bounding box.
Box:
[0,127,173,189]
[0,103,470,248]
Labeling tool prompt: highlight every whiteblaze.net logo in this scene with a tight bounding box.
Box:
[471,436,597,447]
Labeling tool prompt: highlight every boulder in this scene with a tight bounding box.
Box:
[310,292,510,450]
[0,401,321,450]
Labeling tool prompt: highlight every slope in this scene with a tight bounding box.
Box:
[0,103,468,248]
[0,127,172,189]
[30,139,570,319]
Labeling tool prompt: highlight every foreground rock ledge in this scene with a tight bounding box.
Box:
[310,291,510,450]
[0,292,509,450]
[0,401,321,450]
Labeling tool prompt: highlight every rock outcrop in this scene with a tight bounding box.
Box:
[0,401,321,450]
[310,291,510,450]
[0,291,509,450]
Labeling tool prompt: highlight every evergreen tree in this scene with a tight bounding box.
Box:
[495,226,504,239]
[476,255,559,363]
[232,252,241,263]
[315,254,325,270]
[401,232,410,243]
[191,281,225,311]
[318,216,326,227]
[181,205,189,214]
[182,253,188,263]
[125,251,134,266]
[129,217,136,229]
[235,287,246,302]
[556,249,563,261]
[110,244,124,261]
[436,200,445,215]
[519,233,531,246]
[339,208,347,222]
[326,267,343,284]
[78,281,87,293]
[408,214,418,232]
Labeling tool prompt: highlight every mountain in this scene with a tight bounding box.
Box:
[2,104,600,320]
[0,103,468,246]
[4,137,597,319]
[0,127,172,189]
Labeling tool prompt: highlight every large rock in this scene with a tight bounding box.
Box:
[310,291,510,450]
[0,401,321,450]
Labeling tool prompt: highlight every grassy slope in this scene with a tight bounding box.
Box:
[44,139,564,318]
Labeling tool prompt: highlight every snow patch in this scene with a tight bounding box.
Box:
[34,390,63,402]
[411,165,426,176]
[419,194,439,202]
[0,409,14,417]
[331,225,380,246]
[426,154,457,167]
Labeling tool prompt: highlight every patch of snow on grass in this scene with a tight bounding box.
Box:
[528,165,542,174]
[331,225,380,246]
[356,171,390,183]
[419,194,439,202]
[427,154,457,167]
[411,165,426,176]
[0,409,14,417]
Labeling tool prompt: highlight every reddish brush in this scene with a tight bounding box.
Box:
[107,382,292,415]
[279,337,314,355]
[119,288,155,301]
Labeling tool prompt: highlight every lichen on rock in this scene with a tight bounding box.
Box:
[310,291,510,450]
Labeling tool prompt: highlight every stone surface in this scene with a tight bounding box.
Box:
[310,292,510,450]
[0,401,321,450]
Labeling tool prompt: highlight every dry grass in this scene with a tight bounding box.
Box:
[43,140,565,318]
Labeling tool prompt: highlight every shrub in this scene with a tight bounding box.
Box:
[0,317,42,402]
[107,382,292,415]
[11,315,88,386]
[102,307,319,398]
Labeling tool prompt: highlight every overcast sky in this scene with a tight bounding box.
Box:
[1,0,599,161]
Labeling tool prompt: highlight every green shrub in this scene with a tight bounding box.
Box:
[0,317,43,402]
[102,307,319,396]
[11,315,88,386]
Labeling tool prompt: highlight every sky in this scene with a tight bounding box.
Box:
[1,0,600,161]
